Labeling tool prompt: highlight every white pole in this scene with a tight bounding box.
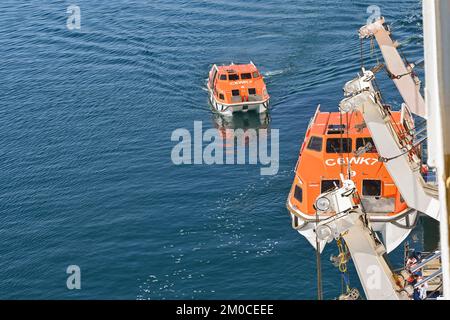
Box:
[423,0,450,298]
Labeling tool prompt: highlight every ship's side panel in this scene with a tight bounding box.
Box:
[423,0,450,299]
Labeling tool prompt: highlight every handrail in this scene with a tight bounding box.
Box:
[414,269,442,289]
[410,251,441,273]
[221,98,269,111]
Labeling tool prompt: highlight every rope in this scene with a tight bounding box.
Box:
[315,210,323,300]
[336,238,348,272]
[346,111,355,179]
[342,273,351,293]
[384,66,412,80]
[339,108,345,177]
[360,31,416,155]
[336,237,351,293]
[370,72,415,158]
[379,136,427,163]
[360,37,365,70]
[370,37,375,58]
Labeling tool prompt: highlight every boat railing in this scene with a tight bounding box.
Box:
[248,94,263,102]
[414,269,442,289]
[410,251,441,273]
[307,104,321,130]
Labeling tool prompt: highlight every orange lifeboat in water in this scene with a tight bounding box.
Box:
[207,62,270,116]
[286,105,421,253]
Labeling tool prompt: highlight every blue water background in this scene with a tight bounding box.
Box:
[0,0,427,299]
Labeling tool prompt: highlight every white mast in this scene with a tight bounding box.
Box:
[423,0,450,299]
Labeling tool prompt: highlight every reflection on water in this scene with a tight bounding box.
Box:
[0,0,424,300]
[212,111,271,156]
[422,217,440,252]
[407,216,440,254]
[212,110,270,132]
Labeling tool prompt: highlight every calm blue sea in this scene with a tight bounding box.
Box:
[0,0,429,299]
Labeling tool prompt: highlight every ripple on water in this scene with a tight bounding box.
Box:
[0,0,425,299]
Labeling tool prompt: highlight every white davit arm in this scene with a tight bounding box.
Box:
[359,17,427,119]
[315,179,409,300]
[340,72,440,221]
[342,219,408,300]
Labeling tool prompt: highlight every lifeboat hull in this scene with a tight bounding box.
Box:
[208,89,269,116]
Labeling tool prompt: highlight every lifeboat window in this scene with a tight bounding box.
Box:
[229,74,239,81]
[294,185,303,203]
[326,138,352,153]
[219,74,227,80]
[356,138,377,153]
[252,72,259,78]
[327,124,346,134]
[321,180,340,193]
[232,89,240,96]
[362,180,382,197]
[241,73,252,80]
[219,93,224,100]
[307,136,323,152]
[248,88,256,95]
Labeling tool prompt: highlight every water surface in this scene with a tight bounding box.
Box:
[0,0,426,299]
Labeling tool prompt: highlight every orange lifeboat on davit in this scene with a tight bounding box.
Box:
[207,62,270,116]
[287,105,421,253]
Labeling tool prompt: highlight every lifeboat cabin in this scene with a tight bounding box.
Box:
[207,62,270,116]
[287,106,419,253]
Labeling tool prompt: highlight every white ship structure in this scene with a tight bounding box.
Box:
[290,1,450,300]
